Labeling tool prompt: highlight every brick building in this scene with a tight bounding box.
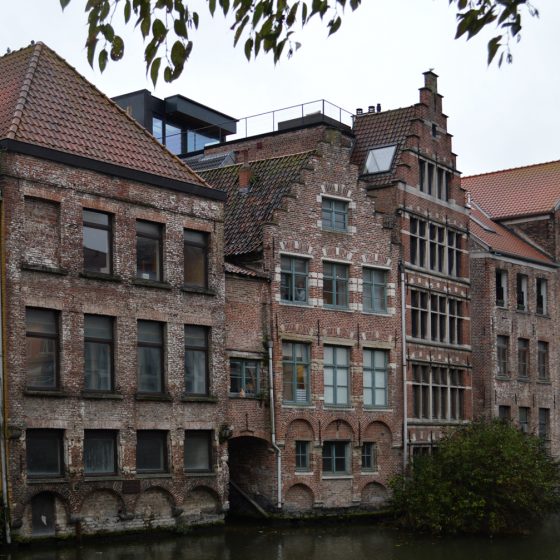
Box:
[464,163,560,457]
[0,43,228,540]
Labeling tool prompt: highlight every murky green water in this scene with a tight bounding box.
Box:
[3,519,560,560]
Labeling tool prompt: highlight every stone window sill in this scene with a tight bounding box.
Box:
[295,471,314,476]
[495,375,511,381]
[321,227,350,235]
[363,406,392,412]
[135,392,172,402]
[132,278,172,290]
[184,471,216,477]
[21,262,68,275]
[84,475,122,482]
[181,285,215,296]
[27,477,67,484]
[80,271,122,282]
[280,301,311,308]
[181,394,218,403]
[229,394,264,401]
[282,403,313,408]
[24,389,67,398]
[323,405,354,411]
[537,379,552,385]
[82,391,123,400]
[136,473,171,479]
[517,377,530,383]
[361,471,379,475]
[321,475,353,480]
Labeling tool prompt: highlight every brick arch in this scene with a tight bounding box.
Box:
[286,419,315,440]
[323,419,354,441]
[134,486,176,522]
[360,482,389,507]
[79,489,125,533]
[363,421,393,444]
[19,491,70,537]
[284,483,314,512]
[185,486,220,515]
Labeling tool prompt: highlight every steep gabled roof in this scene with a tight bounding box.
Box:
[0,43,212,190]
[469,202,554,266]
[351,106,416,187]
[199,152,313,256]
[463,160,560,220]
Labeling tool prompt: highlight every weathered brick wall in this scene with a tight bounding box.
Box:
[1,151,228,539]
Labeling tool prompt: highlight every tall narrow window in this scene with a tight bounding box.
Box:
[495,269,508,307]
[295,441,311,472]
[412,364,430,419]
[136,220,163,281]
[410,217,426,268]
[84,315,113,392]
[26,308,58,390]
[516,274,528,311]
[136,431,168,473]
[322,441,350,475]
[536,278,548,315]
[281,256,308,303]
[410,290,428,339]
[538,408,550,440]
[519,407,530,433]
[84,430,117,475]
[185,326,209,395]
[184,229,208,288]
[137,321,164,393]
[363,349,388,408]
[497,335,509,377]
[321,198,348,231]
[83,209,112,274]
[323,262,349,308]
[517,338,529,378]
[363,269,387,313]
[323,346,350,406]
[26,430,63,478]
[538,341,549,381]
[184,431,212,472]
[282,342,310,404]
[361,442,378,472]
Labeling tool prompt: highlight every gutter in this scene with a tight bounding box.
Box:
[267,341,282,509]
[400,261,408,471]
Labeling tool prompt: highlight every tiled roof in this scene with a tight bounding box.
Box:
[185,151,236,172]
[469,202,554,265]
[199,152,313,256]
[0,43,208,187]
[351,106,416,186]
[224,262,268,278]
[463,160,560,219]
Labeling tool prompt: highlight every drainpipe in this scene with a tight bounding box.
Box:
[0,192,10,544]
[400,261,408,471]
[267,341,282,509]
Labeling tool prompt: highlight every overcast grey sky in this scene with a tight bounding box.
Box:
[2,0,559,176]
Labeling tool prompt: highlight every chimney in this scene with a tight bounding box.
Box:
[238,149,251,193]
[376,103,381,113]
[356,108,363,115]
[423,70,438,93]
[368,105,375,113]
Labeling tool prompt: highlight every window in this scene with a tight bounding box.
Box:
[538,408,550,440]
[536,278,548,315]
[361,442,378,472]
[538,341,549,381]
[519,407,530,433]
[295,441,311,472]
[412,365,465,420]
[495,269,508,307]
[185,326,209,395]
[26,308,58,389]
[322,441,350,475]
[281,256,308,303]
[323,262,349,308]
[282,342,310,404]
[84,430,117,475]
[322,198,348,231]
[498,405,511,421]
[363,145,396,174]
[136,220,163,281]
[230,358,260,396]
[410,289,464,344]
[184,229,208,288]
[137,321,164,393]
[517,338,529,378]
[26,430,63,478]
[516,274,528,311]
[363,269,387,313]
[324,346,350,406]
[409,217,461,276]
[83,209,112,274]
[419,159,451,201]
[84,315,113,392]
[497,336,509,377]
[363,349,388,408]
[184,430,212,472]
[136,431,168,473]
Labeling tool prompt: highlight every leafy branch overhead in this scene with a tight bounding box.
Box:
[60,0,539,84]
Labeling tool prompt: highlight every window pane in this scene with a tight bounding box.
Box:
[83,225,110,273]
[85,341,111,391]
[184,244,206,287]
[84,431,116,474]
[85,315,112,340]
[137,431,167,472]
[138,347,163,392]
[184,431,211,472]
[363,145,396,173]
[185,326,207,348]
[136,236,161,281]
[26,337,56,388]
[26,308,57,335]
[138,321,163,344]
[185,349,207,394]
[27,430,62,477]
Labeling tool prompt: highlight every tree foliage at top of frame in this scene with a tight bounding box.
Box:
[60,0,539,84]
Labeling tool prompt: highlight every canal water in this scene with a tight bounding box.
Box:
[3,519,560,560]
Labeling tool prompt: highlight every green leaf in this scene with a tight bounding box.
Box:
[140,13,151,37]
[59,0,71,9]
[170,40,186,67]
[487,35,502,65]
[110,36,125,60]
[164,66,173,82]
[152,18,167,40]
[192,11,199,29]
[174,17,188,37]
[286,2,299,27]
[124,0,132,23]
[102,23,115,41]
[150,57,162,86]
[328,15,341,36]
[98,48,108,72]
[209,0,216,16]
[244,37,253,60]
[233,15,250,46]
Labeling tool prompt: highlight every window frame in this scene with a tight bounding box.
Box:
[25,307,59,390]
[323,345,350,407]
[282,341,310,404]
[517,338,529,379]
[321,197,348,232]
[82,209,113,275]
[83,430,118,476]
[495,269,508,308]
[418,158,451,201]
[183,229,209,289]
[84,314,114,393]
[538,408,550,441]
[537,341,549,381]
[516,274,528,311]
[229,358,260,396]
[361,442,378,472]
[26,429,64,479]
[295,440,311,472]
[363,268,388,314]
[497,335,509,377]
[322,441,350,476]
[136,430,168,474]
[136,219,164,282]
[498,405,511,421]
[519,406,530,433]
[184,430,213,473]
[184,325,210,396]
[363,349,388,408]
[280,255,309,304]
[137,320,165,394]
[323,261,349,309]
[363,144,397,175]
[536,277,548,315]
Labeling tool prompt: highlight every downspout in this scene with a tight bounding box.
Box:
[400,261,408,471]
[0,188,10,544]
[267,341,282,509]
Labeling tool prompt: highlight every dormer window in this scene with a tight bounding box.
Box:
[363,144,396,174]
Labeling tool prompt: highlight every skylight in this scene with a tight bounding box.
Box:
[363,144,397,174]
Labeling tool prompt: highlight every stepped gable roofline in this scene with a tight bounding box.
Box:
[463,159,560,220]
[469,201,555,266]
[199,151,314,257]
[0,43,224,201]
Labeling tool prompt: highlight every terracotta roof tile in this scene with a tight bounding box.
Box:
[0,43,209,188]
[224,262,268,278]
[469,203,554,265]
[199,152,313,256]
[463,160,560,219]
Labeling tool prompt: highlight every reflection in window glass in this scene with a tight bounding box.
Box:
[84,431,116,475]
[185,326,209,395]
[137,431,167,473]
[83,210,111,274]
[184,431,212,472]
[184,230,208,288]
[26,308,58,389]
[136,220,163,281]
[84,315,113,391]
[363,145,396,174]
[137,321,164,393]
[27,430,63,477]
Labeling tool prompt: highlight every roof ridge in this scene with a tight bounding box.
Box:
[200,149,314,171]
[7,42,43,140]
[464,158,560,181]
